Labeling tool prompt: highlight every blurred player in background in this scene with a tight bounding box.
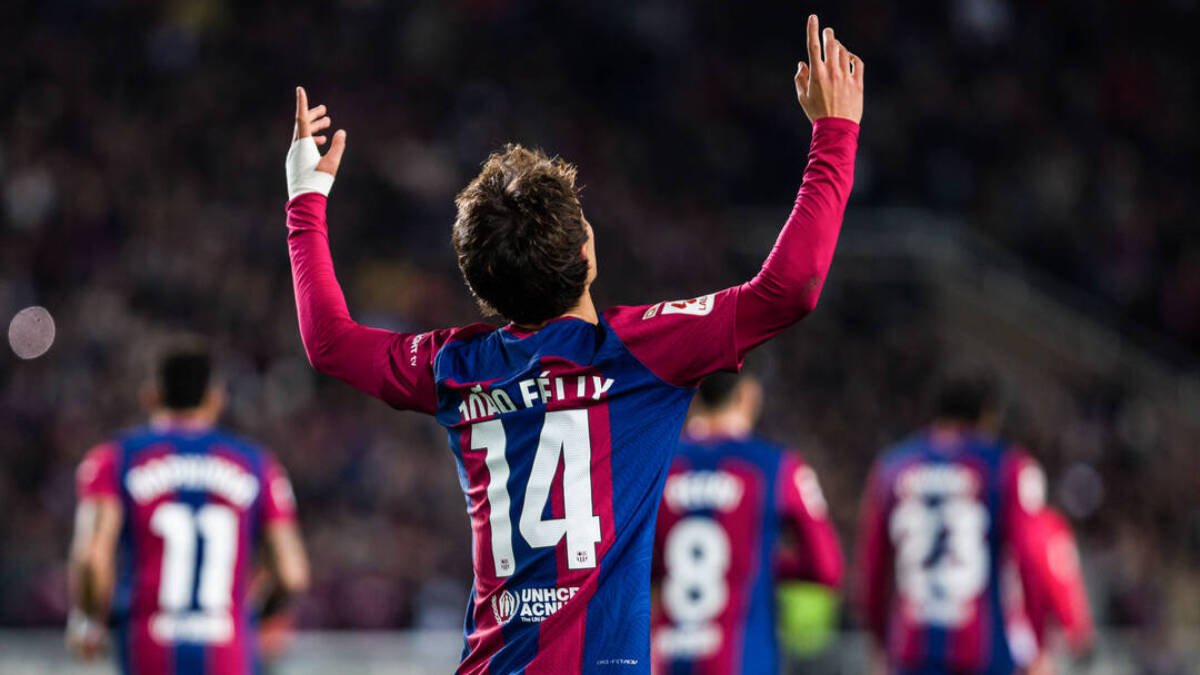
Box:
[651,372,842,674]
[66,340,310,675]
[855,372,1055,675]
[284,13,861,674]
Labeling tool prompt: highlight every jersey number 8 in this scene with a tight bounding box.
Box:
[662,517,731,625]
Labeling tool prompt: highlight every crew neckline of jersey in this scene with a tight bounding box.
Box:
[681,430,752,446]
[503,315,594,338]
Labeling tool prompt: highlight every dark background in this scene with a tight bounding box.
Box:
[1,0,1196,667]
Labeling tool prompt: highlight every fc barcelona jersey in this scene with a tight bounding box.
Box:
[76,425,297,675]
[652,435,842,675]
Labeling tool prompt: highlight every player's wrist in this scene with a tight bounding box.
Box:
[285,137,336,199]
[67,608,102,639]
[811,116,861,134]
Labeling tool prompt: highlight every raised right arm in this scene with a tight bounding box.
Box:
[285,87,447,413]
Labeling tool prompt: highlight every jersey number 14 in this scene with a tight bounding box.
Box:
[469,409,603,577]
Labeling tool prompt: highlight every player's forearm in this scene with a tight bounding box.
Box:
[805,528,846,588]
[776,526,844,587]
[68,503,111,618]
[286,193,389,392]
[735,117,858,353]
[70,554,111,617]
[67,559,90,615]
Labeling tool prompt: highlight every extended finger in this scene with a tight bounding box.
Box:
[823,27,836,64]
[310,116,332,134]
[306,104,327,123]
[295,87,310,137]
[806,15,822,65]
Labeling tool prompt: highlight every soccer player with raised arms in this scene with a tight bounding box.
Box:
[285,14,862,674]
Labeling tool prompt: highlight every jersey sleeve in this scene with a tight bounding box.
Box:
[1034,510,1094,653]
[287,192,455,413]
[1001,449,1052,640]
[604,118,858,388]
[604,290,740,388]
[854,462,894,646]
[260,454,299,525]
[774,453,843,587]
[76,444,119,502]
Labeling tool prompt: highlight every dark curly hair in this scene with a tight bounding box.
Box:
[452,144,590,326]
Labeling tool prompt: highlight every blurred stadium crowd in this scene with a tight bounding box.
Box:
[0,0,1196,668]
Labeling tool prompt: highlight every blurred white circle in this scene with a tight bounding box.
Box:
[8,305,56,359]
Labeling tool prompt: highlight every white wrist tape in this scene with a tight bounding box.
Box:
[285,137,335,199]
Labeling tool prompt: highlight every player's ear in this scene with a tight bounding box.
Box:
[582,220,597,282]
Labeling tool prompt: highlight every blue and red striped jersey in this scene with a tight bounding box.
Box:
[650,435,842,675]
[424,298,746,674]
[856,429,1048,675]
[284,117,860,674]
[76,425,297,675]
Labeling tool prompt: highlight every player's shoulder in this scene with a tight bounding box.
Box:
[426,322,504,359]
[737,434,794,469]
[110,424,160,446]
[970,437,1039,481]
[191,427,276,473]
[89,425,166,463]
[998,440,1036,464]
[753,433,794,456]
[879,433,930,465]
[601,303,658,325]
[869,434,934,487]
[443,322,500,344]
[212,426,273,455]
[998,442,1046,507]
[77,441,120,479]
[602,294,720,328]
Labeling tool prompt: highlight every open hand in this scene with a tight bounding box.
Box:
[795,15,864,124]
